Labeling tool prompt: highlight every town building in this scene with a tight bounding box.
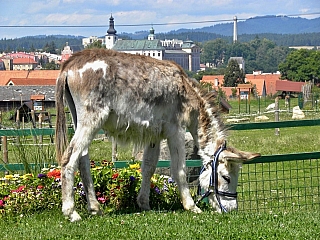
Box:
[82,36,105,48]
[61,42,73,62]
[93,15,200,72]
[201,72,306,99]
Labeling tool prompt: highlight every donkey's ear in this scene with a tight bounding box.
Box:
[220,147,261,163]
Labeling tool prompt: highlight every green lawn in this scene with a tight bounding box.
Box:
[0,209,319,239]
[1,105,320,238]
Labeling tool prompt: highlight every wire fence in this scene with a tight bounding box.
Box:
[238,159,320,212]
[1,120,320,213]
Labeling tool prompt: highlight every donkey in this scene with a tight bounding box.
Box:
[55,49,260,222]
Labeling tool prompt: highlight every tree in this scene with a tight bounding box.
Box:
[223,59,245,87]
[43,60,60,70]
[85,40,105,49]
[29,44,36,52]
[191,67,225,81]
[201,38,228,67]
[279,49,320,82]
[43,41,57,54]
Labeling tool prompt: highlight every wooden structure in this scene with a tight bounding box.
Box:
[31,94,45,111]
[237,84,252,113]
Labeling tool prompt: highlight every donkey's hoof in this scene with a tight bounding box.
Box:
[190,205,202,214]
[90,209,103,216]
[69,211,82,222]
[137,196,151,211]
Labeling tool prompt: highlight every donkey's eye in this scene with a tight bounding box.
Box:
[222,175,231,184]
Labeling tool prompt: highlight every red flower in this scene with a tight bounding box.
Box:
[47,169,61,179]
[97,196,107,204]
[11,185,26,193]
[37,185,44,190]
[112,173,119,179]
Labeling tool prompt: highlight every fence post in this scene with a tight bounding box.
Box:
[111,136,117,162]
[275,97,280,135]
[39,112,43,144]
[16,110,20,144]
[31,110,37,143]
[2,136,8,163]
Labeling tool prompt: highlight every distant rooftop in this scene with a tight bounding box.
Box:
[112,39,164,51]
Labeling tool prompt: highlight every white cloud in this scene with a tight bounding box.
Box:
[1,0,319,38]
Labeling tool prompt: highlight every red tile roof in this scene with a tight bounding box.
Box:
[247,78,266,96]
[7,78,56,86]
[275,80,305,92]
[12,58,38,64]
[246,73,281,96]
[201,75,225,86]
[0,70,59,86]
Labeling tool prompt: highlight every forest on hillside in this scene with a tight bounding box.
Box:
[0,35,83,53]
[0,32,320,53]
[155,32,320,46]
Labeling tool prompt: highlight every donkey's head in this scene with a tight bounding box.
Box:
[199,142,260,213]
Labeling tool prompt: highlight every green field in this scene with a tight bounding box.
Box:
[0,209,319,239]
[1,102,320,239]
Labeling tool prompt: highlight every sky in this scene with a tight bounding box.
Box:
[1,0,319,39]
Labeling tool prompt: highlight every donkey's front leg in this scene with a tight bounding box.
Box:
[168,129,202,213]
[79,153,102,216]
[137,141,160,211]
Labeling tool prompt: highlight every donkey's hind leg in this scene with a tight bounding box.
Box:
[61,127,98,222]
[79,153,102,216]
[168,128,202,213]
[137,140,160,211]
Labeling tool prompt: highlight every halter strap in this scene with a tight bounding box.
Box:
[197,142,237,213]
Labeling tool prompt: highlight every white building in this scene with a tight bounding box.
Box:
[90,15,201,72]
[82,36,105,48]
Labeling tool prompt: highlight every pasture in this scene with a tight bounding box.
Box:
[1,97,320,238]
[0,209,319,239]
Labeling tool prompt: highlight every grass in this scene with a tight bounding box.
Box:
[1,103,320,238]
[0,209,319,239]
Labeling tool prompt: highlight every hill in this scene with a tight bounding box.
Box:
[170,16,320,35]
[1,16,320,51]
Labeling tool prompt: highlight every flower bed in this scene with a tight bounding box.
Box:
[0,161,183,217]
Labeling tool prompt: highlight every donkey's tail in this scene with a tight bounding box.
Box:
[55,71,68,165]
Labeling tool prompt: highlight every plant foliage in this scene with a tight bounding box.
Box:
[0,161,183,218]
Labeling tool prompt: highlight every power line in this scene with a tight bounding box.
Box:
[0,12,319,28]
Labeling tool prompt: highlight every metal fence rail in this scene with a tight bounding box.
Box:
[1,119,320,213]
[238,159,320,212]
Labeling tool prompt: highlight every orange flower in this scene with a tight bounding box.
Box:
[112,173,119,179]
[47,169,61,179]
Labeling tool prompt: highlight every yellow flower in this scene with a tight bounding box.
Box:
[129,163,140,169]
[4,175,13,180]
[21,174,33,180]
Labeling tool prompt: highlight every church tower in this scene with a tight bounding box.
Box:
[105,14,118,49]
[148,27,156,40]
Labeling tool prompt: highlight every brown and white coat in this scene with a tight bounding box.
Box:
[55,49,260,222]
